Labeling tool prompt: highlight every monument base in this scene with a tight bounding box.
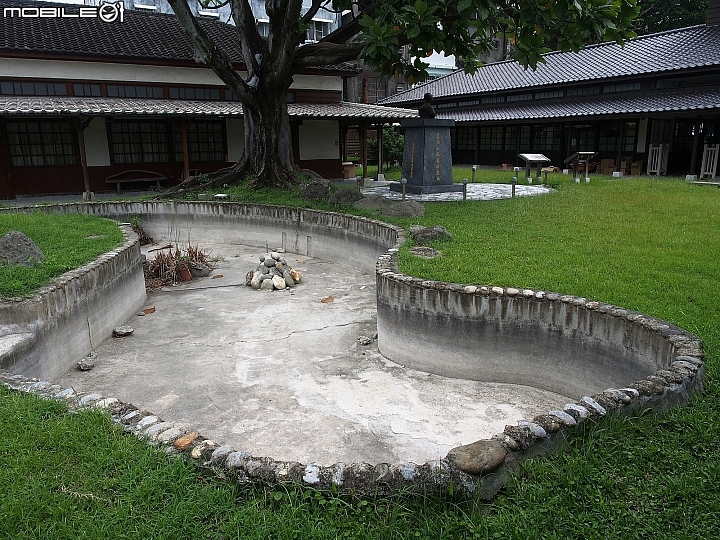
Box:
[389,183,465,195]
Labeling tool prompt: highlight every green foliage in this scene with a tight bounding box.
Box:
[334,0,639,82]
[0,213,124,298]
[635,0,707,34]
[367,126,405,168]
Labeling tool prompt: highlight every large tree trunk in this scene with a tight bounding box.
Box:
[242,84,297,189]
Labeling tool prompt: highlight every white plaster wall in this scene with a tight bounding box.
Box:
[0,59,342,90]
[298,120,339,160]
[85,117,111,167]
[0,58,227,85]
[226,118,244,162]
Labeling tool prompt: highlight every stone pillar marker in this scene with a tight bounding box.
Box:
[391,93,461,195]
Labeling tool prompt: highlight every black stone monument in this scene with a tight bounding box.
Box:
[391,93,461,195]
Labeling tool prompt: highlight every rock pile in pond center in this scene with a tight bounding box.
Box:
[246,251,302,291]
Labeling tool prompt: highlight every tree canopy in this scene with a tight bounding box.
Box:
[164,0,640,192]
[634,0,707,34]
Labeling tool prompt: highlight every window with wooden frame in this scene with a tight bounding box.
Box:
[5,121,76,167]
[455,127,478,150]
[504,125,518,151]
[479,126,502,150]
[109,121,169,164]
[533,124,561,151]
[73,83,101,97]
[169,87,220,100]
[0,81,67,96]
[598,124,620,152]
[107,84,163,99]
[623,122,637,152]
[172,121,225,162]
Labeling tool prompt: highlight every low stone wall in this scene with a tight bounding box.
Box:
[61,201,401,275]
[0,224,146,381]
[376,251,691,399]
[0,202,706,499]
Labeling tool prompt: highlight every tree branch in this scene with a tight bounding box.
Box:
[292,41,365,69]
[301,0,325,24]
[167,0,251,100]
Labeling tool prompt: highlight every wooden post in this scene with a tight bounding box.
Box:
[377,123,384,175]
[360,122,368,179]
[180,120,190,180]
[73,116,92,200]
[690,116,702,175]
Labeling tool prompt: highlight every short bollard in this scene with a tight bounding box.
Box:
[462,178,468,201]
[471,165,477,183]
[401,177,407,201]
[511,176,517,198]
[543,170,549,185]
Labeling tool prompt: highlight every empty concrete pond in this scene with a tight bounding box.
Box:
[58,242,572,466]
[2,201,704,497]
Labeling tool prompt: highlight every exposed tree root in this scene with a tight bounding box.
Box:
[154,159,312,200]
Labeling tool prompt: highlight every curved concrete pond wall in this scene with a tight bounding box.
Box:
[377,253,682,399]
[0,223,146,381]
[1,201,705,499]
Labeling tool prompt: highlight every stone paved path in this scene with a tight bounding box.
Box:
[360,183,552,201]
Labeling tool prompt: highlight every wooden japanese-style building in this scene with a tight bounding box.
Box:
[0,0,415,199]
[381,9,720,178]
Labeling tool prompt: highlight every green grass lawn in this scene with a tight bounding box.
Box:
[2,177,720,538]
[0,213,124,298]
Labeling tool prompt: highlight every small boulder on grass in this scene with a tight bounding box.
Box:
[410,225,453,245]
[382,201,425,218]
[329,188,364,204]
[298,178,331,201]
[0,231,44,266]
[353,195,392,211]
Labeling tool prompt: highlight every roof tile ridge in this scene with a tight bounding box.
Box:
[536,24,713,60]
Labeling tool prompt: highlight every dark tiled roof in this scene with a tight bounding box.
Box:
[433,87,720,122]
[0,96,418,119]
[381,25,720,105]
[0,0,356,72]
[0,0,243,62]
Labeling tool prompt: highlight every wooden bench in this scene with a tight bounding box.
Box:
[105,170,166,195]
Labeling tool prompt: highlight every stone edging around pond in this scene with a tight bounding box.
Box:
[0,202,707,499]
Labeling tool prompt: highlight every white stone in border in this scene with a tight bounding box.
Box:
[564,403,590,419]
[580,396,606,416]
[464,285,477,294]
[303,463,321,484]
[210,446,233,463]
[79,393,103,406]
[518,421,547,438]
[157,427,184,444]
[619,388,640,398]
[332,463,346,486]
[135,415,159,432]
[672,360,699,372]
[94,398,119,409]
[491,286,504,295]
[226,451,252,468]
[397,463,417,480]
[675,355,704,366]
[122,410,140,421]
[548,410,577,426]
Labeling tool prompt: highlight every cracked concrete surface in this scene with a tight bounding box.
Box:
[58,242,572,466]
